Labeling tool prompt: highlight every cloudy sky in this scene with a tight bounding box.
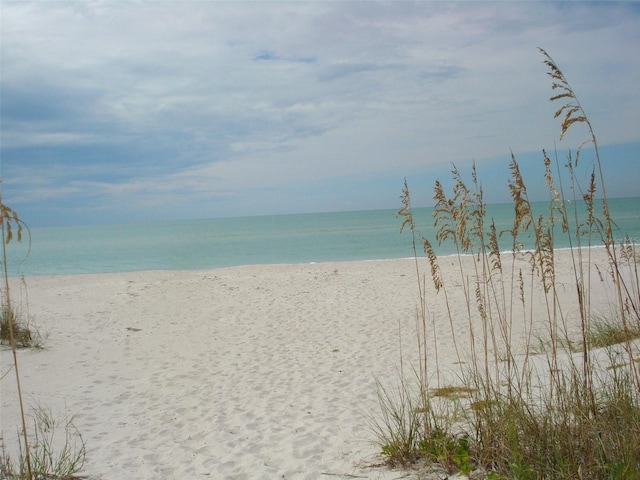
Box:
[2,1,639,227]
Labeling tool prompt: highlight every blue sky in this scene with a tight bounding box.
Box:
[1,1,639,227]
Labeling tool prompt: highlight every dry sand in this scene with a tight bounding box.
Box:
[1,248,632,479]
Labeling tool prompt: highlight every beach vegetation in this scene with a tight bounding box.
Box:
[371,48,640,479]
[1,305,31,348]
[1,281,45,350]
[0,405,86,480]
[589,311,640,350]
[1,198,83,479]
[0,206,35,349]
[1,199,35,479]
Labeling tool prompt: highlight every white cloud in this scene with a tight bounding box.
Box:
[1,1,639,226]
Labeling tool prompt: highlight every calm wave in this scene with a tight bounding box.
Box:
[5,198,640,276]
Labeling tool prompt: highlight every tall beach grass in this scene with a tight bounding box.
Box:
[1,187,85,478]
[372,49,640,479]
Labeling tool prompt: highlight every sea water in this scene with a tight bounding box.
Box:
[5,197,640,276]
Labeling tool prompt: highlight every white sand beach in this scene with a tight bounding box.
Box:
[1,248,632,479]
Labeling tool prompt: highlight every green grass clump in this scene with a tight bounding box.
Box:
[589,312,640,350]
[0,405,86,480]
[371,48,640,479]
[0,306,31,347]
[0,305,43,349]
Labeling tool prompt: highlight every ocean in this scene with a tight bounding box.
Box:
[5,197,640,276]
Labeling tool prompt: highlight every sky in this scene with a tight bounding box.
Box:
[1,1,639,227]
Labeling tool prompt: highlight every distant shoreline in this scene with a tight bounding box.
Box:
[9,243,618,281]
[7,197,639,277]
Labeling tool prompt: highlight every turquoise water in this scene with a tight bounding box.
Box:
[5,197,640,276]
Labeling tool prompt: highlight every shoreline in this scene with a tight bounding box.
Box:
[0,248,627,479]
[9,243,616,280]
